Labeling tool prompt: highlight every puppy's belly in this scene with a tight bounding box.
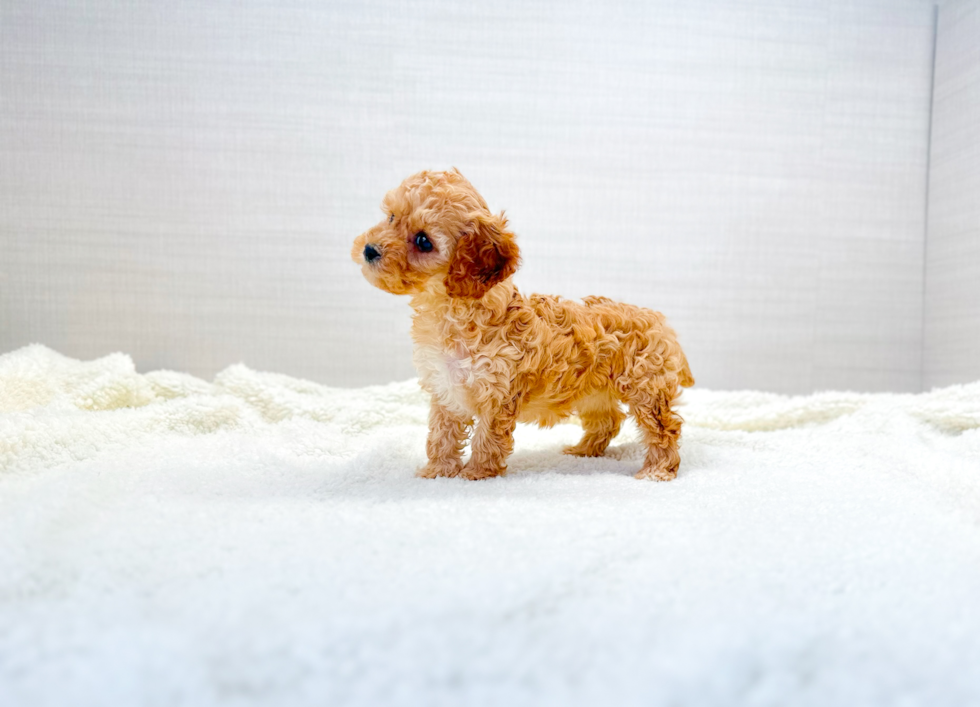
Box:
[414,345,477,417]
[518,395,578,427]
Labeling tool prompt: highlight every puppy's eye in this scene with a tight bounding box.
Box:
[389,213,394,224]
[414,232,433,252]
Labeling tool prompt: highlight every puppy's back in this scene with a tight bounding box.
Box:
[519,292,693,387]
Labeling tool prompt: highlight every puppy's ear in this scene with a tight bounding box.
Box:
[444,212,520,299]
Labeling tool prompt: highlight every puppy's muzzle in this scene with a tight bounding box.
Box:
[363,244,382,263]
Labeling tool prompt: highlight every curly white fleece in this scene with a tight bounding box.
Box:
[2,345,980,707]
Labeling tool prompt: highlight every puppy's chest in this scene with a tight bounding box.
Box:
[411,315,481,413]
[413,340,478,414]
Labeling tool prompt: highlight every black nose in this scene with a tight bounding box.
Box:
[363,244,381,263]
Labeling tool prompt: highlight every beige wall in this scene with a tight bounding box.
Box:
[0,0,941,392]
[925,0,980,389]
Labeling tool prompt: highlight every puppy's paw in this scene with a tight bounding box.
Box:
[459,461,505,480]
[635,465,677,482]
[563,442,606,458]
[417,461,462,479]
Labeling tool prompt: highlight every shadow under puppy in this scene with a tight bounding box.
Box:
[352,169,694,481]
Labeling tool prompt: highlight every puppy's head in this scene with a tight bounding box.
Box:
[352,169,520,299]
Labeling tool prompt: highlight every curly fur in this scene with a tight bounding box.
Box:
[352,169,694,481]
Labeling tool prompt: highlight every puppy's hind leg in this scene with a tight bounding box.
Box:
[625,378,683,481]
[564,393,625,457]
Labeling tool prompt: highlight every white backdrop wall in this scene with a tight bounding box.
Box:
[0,0,947,392]
[925,0,980,388]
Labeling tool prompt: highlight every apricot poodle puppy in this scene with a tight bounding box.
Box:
[352,169,694,481]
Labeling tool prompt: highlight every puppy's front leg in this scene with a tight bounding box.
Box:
[461,402,518,480]
[417,400,472,478]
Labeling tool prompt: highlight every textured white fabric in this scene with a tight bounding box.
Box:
[2,345,980,705]
[0,0,937,393]
[925,0,980,388]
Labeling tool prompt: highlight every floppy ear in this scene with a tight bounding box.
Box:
[444,212,520,299]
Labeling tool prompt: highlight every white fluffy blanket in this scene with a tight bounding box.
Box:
[2,345,980,706]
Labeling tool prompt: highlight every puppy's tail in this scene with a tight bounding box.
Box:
[678,352,695,388]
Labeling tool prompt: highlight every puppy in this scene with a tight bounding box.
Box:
[352,169,694,481]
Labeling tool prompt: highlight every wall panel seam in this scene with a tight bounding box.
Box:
[920,2,940,392]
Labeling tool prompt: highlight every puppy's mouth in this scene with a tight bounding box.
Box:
[353,240,429,295]
[359,261,383,287]
[356,253,396,291]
